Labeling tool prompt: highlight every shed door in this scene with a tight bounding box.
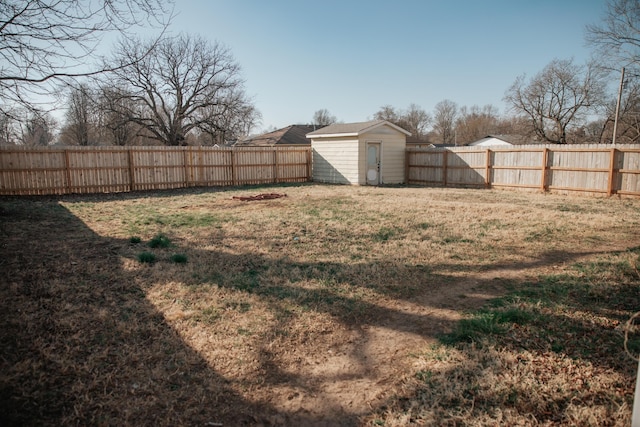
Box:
[366,142,381,185]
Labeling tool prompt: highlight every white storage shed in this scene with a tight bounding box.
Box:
[306,120,411,185]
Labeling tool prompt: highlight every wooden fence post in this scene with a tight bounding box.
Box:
[442,150,448,187]
[273,148,278,183]
[231,149,237,186]
[198,147,204,186]
[485,149,491,188]
[608,148,617,196]
[127,148,136,191]
[64,149,72,195]
[183,147,190,187]
[405,150,410,185]
[540,148,549,192]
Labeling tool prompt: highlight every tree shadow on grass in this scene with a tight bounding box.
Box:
[0,201,278,426]
[379,253,640,425]
[0,196,637,426]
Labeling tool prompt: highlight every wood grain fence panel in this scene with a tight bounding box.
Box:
[130,148,184,190]
[234,148,275,184]
[0,146,312,195]
[490,149,544,189]
[619,149,640,196]
[195,148,233,186]
[0,149,65,195]
[406,145,640,198]
[406,150,445,185]
[275,147,311,182]
[445,150,485,186]
[66,149,130,193]
[546,149,610,193]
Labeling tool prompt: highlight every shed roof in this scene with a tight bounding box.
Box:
[306,120,411,138]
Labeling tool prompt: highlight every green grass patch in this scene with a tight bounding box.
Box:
[439,312,509,345]
[440,251,640,353]
[230,269,262,293]
[148,233,171,248]
[494,307,536,325]
[170,253,188,264]
[225,301,252,313]
[137,251,156,264]
[141,212,219,228]
[373,226,398,242]
[441,235,474,244]
[556,203,585,213]
[524,225,561,242]
[193,307,220,325]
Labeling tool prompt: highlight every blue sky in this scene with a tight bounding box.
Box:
[167,0,608,132]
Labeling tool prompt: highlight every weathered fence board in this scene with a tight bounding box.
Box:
[0,146,311,195]
[407,145,640,197]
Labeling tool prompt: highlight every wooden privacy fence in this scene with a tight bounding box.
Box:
[0,145,312,196]
[407,145,640,197]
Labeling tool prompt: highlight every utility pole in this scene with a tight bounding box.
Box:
[612,67,625,145]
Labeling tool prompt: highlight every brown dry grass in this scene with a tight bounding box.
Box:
[0,184,639,426]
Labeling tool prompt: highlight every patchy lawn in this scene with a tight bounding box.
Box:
[0,184,639,426]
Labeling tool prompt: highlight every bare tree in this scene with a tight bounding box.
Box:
[197,92,262,145]
[0,110,19,145]
[373,105,400,123]
[584,0,640,144]
[312,109,337,127]
[373,104,430,138]
[433,99,458,144]
[62,83,94,145]
[504,59,607,144]
[613,80,640,143]
[105,34,256,146]
[497,115,538,139]
[19,112,56,146]
[598,79,640,143]
[586,0,640,72]
[455,104,501,144]
[96,86,146,145]
[0,0,172,115]
[401,104,431,138]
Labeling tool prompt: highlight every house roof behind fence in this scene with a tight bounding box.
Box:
[239,124,317,146]
[483,134,537,145]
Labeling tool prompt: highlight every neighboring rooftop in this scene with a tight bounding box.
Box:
[239,125,316,146]
[470,134,537,146]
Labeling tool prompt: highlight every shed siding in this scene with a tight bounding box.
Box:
[312,138,360,184]
[361,129,406,184]
[309,123,408,185]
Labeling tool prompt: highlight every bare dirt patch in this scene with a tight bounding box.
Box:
[1,185,639,426]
